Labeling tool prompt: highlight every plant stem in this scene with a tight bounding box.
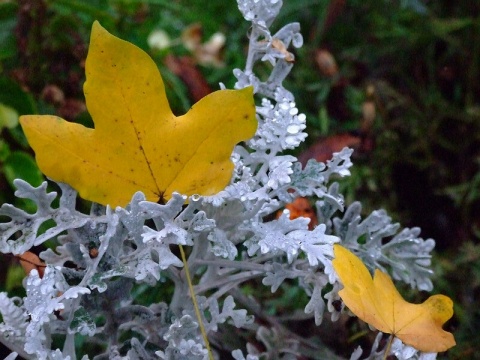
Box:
[178,244,213,360]
[382,334,394,360]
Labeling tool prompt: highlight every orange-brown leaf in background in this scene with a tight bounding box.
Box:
[315,49,338,77]
[297,133,362,166]
[277,197,318,230]
[18,251,45,278]
[164,55,212,102]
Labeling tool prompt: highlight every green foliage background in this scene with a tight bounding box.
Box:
[0,0,479,358]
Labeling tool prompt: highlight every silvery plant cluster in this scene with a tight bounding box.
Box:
[0,0,437,359]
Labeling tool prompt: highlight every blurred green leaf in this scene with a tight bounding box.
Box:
[5,264,25,292]
[0,102,19,129]
[0,139,10,162]
[0,78,37,148]
[0,2,18,60]
[6,126,30,148]
[47,0,117,24]
[113,0,183,11]
[429,18,473,36]
[0,77,37,116]
[3,151,44,188]
[318,106,330,136]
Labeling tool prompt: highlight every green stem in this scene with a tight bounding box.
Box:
[178,244,214,360]
[382,334,394,360]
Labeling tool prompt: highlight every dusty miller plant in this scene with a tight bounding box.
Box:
[0,1,437,359]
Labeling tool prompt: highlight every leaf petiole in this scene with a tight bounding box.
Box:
[178,244,214,360]
[382,334,394,360]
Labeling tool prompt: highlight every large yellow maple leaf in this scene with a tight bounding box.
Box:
[20,22,257,207]
[332,244,455,353]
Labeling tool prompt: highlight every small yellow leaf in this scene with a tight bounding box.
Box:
[20,21,257,207]
[332,244,455,353]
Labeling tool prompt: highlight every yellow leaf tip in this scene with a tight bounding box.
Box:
[92,20,102,30]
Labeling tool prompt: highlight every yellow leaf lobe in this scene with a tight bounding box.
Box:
[20,22,257,207]
[332,244,455,353]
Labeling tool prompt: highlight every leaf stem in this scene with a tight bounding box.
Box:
[178,244,214,360]
[382,334,394,360]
